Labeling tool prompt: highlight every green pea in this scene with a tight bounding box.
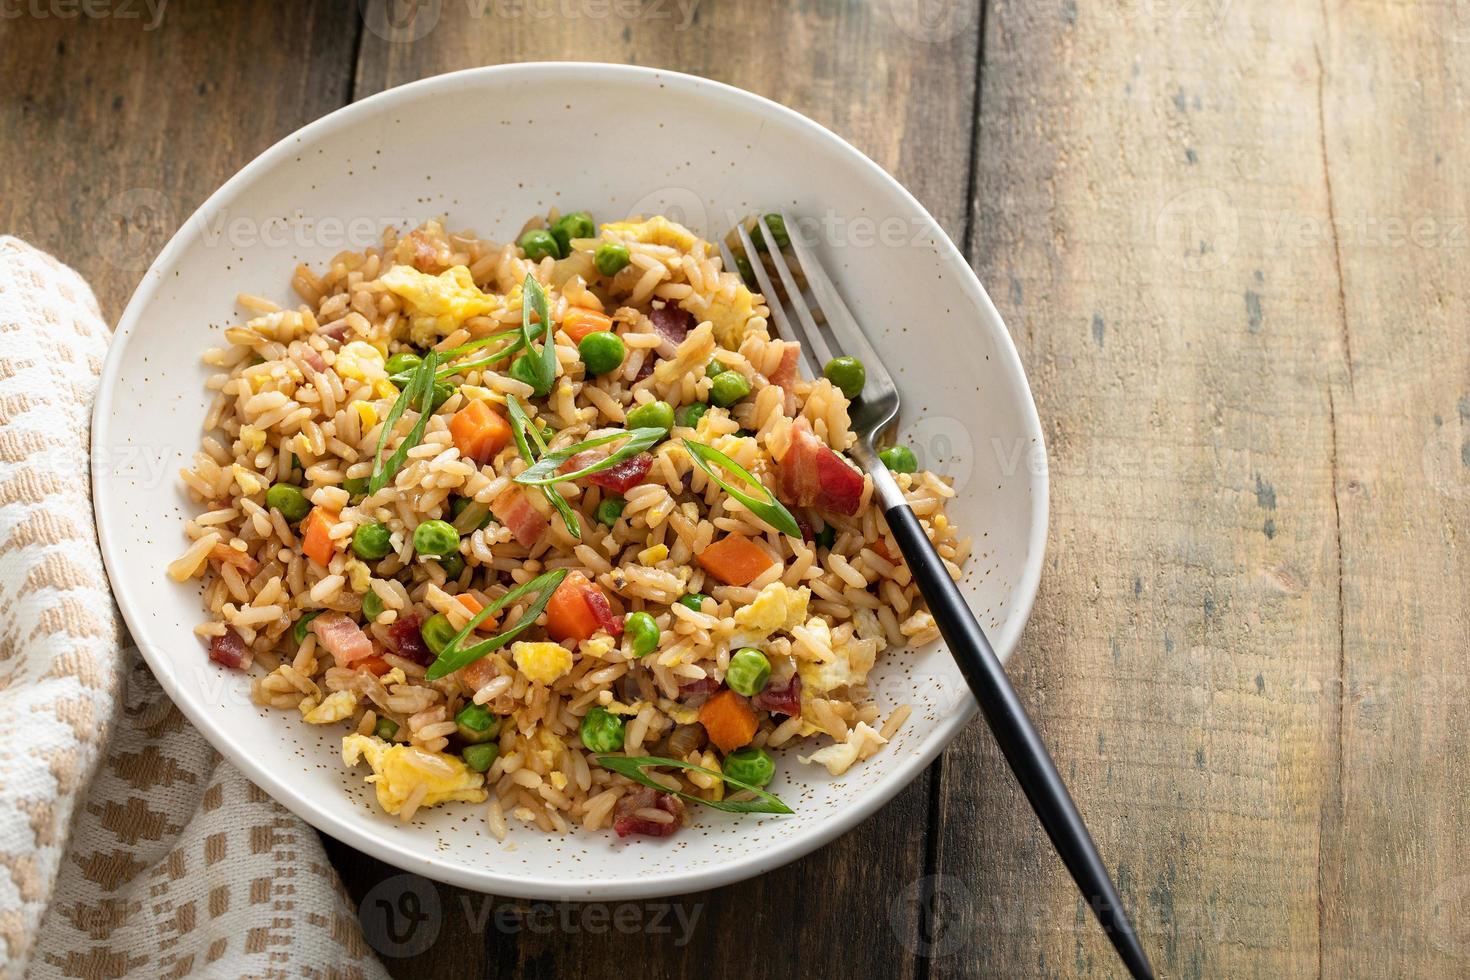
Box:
[373,716,399,741]
[726,647,771,697]
[814,524,837,550]
[509,353,551,396]
[384,352,422,375]
[675,402,709,429]
[734,253,756,288]
[413,519,460,558]
[362,590,385,621]
[879,445,919,474]
[594,241,630,277]
[624,611,660,657]
[439,552,465,579]
[596,496,626,526]
[265,484,311,523]
[626,400,674,433]
[450,495,493,531]
[705,360,728,378]
[518,228,561,261]
[823,356,866,399]
[579,707,626,753]
[352,522,393,560]
[462,743,499,772]
[722,746,775,788]
[550,211,595,253]
[420,613,457,655]
[752,213,790,252]
[342,475,370,498]
[455,702,500,743]
[677,593,708,612]
[429,381,455,413]
[293,610,322,644]
[709,371,752,407]
[578,331,626,375]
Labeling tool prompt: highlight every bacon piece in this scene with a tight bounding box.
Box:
[209,627,250,670]
[301,348,327,373]
[613,788,686,839]
[209,542,260,576]
[752,673,802,718]
[387,614,434,667]
[648,304,692,359]
[461,657,499,692]
[494,490,548,547]
[587,453,653,494]
[775,417,864,516]
[319,321,351,343]
[677,676,721,703]
[766,342,802,415]
[404,229,446,273]
[310,613,375,666]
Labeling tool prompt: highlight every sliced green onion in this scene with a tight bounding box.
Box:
[680,438,801,538]
[521,273,557,396]
[368,352,440,494]
[594,755,793,815]
[505,394,581,540]
[293,610,322,644]
[513,427,665,487]
[388,324,551,386]
[424,568,569,680]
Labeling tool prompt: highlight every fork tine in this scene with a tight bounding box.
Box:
[732,223,818,380]
[777,209,891,384]
[750,216,839,370]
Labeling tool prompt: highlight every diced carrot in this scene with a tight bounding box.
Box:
[698,689,759,753]
[357,655,393,677]
[455,594,498,632]
[449,399,511,465]
[301,507,339,566]
[697,534,777,587]
[545,571,608,642]
[562,307,613,343]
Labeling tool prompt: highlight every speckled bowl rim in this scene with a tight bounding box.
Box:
[92,63,1049,899]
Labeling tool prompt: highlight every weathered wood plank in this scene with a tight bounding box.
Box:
[1316,2,1470,975]
[343,1,982,976]
[0,0,361,321]
[939,1,1348,977]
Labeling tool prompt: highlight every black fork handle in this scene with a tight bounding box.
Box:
[884,503,1154,980]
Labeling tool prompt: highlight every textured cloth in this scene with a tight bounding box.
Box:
[0,238,388,980]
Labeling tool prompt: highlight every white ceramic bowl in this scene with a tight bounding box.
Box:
[93,63,1048,899]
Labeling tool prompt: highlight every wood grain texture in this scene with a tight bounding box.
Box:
[0,0,361,322]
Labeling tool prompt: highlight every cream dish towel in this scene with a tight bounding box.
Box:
[0,238,389,979]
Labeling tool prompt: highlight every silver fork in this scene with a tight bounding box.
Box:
[722,213,1153,980]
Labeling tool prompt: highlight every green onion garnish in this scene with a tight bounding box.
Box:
[512,428,666,487]
[424,568,569,680]
[594,755,794,815]
[681,438,802,538]
[368,352,440,494]
[505,394,581,540]
[388,323,551,386]
[522,273,557,395]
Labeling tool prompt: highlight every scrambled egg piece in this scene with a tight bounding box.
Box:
[349,399,378,429]
[512,641,573,686]
[799,722,888,777]
[343,557,372,595]
[699,281,762,351]
[600,216,698,252]
[380,264,503,345]
[580,635,616,660]
[231,464,264,496]
[240,424,266,453]
[639,544,669,565]
[798,635,880,694]
[332,341,386,382]
[342,734,486,815]
[734,581,811,637]
[301,690,358,724]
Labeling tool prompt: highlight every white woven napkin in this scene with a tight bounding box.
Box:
[0,238,388,980]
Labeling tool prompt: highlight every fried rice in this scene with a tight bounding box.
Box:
[169,212,968,838]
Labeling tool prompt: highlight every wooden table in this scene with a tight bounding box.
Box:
[7,1,1467,976]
